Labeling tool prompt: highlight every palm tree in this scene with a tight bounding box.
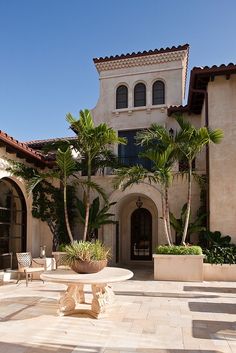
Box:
[114,136,176,246]
[66,109,126,241]
[169,203,206,244]
[136,124,176,242]
[175,115,224,245]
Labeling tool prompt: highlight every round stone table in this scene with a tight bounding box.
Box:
[41,267,133,318]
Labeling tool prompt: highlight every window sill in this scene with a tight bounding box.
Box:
[113,105,167,116]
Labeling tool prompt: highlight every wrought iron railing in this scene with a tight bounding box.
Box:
[118,156,152,170]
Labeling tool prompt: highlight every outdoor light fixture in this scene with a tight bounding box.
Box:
[136,196,143,208]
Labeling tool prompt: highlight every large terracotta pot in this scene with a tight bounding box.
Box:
[70,259,108,274]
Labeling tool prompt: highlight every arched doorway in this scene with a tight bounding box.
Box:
[0,178,27,269]
[131,208,152,260]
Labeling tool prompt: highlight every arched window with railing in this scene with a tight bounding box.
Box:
[134,83,146,107]
[116,85,128,109]
[152,80,165,105]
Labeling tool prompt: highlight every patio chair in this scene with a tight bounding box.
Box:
[16,252,44,287]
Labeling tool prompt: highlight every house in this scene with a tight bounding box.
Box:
[0,44,236,267]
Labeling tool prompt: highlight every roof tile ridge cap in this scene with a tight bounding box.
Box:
[93,43,190,62]
[25,136,77,145]
[192,62,236,72]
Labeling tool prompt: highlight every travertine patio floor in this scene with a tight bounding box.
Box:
[0,268,236,353]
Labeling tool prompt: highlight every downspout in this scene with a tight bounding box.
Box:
[190,88,210,230]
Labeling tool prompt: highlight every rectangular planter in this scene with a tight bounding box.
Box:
[203,263,236,281]
[153,254,204,281]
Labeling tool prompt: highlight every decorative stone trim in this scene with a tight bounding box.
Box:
[95,50,188,73]
[112,105,167,116]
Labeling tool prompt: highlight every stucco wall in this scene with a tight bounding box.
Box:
[76,174,201,264]
[208,75,236,241]
[92,59,184,130]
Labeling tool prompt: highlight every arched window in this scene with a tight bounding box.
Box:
[134,83,146,107]
[152,80,165,105]
[116,85,128,109]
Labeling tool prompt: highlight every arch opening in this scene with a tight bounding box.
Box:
[0,178,27,269]
[131,207,152,260]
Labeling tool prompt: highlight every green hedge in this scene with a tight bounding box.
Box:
[155,245,203,255]
[203,246,236,265]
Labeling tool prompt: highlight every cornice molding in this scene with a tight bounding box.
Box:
[95,50,188,73]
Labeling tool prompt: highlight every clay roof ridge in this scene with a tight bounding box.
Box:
[93,44,189,63]
[0,130,53,166]
[191,62,236,71]
[25,136,77,146]
[0,130,42,156]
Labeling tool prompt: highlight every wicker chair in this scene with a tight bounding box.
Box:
[16,252,44,287]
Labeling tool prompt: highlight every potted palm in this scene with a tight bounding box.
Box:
[63,240,110,273]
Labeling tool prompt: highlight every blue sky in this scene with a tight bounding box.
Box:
[0,0,235,141]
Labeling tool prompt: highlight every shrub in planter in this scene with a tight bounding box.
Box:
[64,240,111,273]
[199,230,231,248]
[155,245,203,255]
[203,246,236,265]
[153,245,204,281]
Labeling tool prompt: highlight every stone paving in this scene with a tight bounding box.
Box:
[0,267,235,353]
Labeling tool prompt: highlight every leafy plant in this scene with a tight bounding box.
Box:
[64,240,111,266]
[114,124,177,246]
[77,197,116,240]
[199,230,231,248]
[169,203,206,244]
[174,115,223,245]
[204,246,236,265]
[155,245,203,255]
[66,109,126,241]
[7,160,76,249]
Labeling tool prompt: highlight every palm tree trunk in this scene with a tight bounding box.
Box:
[83,154,91,241]
[181,161,192,245]
[161,190,171,246]
[165,187,172,245]
[63,182,74,244]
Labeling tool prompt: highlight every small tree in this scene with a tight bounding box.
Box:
[169,203,206,245]
[114,123,177,246]
[175,115,223,245]
[66,109,126,241]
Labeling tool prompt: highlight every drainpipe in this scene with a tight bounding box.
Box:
[190,88,210,230]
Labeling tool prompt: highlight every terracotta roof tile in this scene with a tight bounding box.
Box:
[26,136,77,149]
[93,44,189,63]
[0,130,53,167]
[168,62,236,116]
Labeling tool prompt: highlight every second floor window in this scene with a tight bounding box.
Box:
[118,130,152,170]
[152,80,165,105]
[134,83,146,107]
[116,85,128,109]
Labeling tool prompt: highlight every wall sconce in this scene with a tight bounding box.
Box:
[136,196,143,208]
